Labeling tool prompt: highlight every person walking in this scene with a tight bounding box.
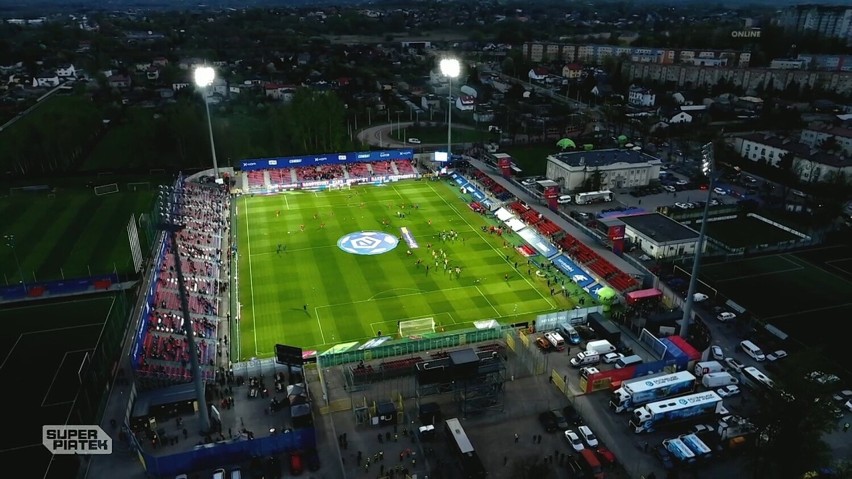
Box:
[844,422,850,433]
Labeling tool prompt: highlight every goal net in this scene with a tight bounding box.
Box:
[398,317,435,339]
[94,183,119,196]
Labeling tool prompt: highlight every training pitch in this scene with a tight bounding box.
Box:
[237,180,582,360]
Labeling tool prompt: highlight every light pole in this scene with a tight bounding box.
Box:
[440,58,460,159]
[680,142,718,339]
[4,234,26,293]
[194,66,220,179]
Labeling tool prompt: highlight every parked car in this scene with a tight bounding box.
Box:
[717,312,737,322]
[653,444,675,470]
[563,405,582,426]
[663,185,676,192]
[595,446,617,466]
[832,390,852,403]
[717,385,741,398]
[711,345,724,361]
[713,187,727,195]
[725,357,744,373]
[539,411,558,432]
[691,424,714,435]
[564,430,584,451]
[289,452,304,476]
[551,409,569,430]
[603,352,623,364]
[536,337,551,351]
[408,138,421,144]
[693,293,709,302]
[766,350,788,362]
[578,425,598,447]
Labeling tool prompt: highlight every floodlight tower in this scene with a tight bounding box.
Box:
[194,66,220,179]
[680,142,718,338]
[440,58,460,160]
[156,184,211,433]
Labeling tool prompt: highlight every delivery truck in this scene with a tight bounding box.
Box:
[610,371,697,413]
[701,372,739,388]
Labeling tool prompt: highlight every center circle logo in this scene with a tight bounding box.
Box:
[337,231,399,256]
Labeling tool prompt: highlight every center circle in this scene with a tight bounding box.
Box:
[337,231,399,256]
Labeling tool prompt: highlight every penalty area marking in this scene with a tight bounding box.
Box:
[42,348,93,408]
[367,288,424,301]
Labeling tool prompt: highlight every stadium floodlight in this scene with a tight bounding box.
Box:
[194,66,220,179]
[680,141,717,338]
[440,58,460,160]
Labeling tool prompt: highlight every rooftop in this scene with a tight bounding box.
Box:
[548,148,660,168]
[619,213,700,244]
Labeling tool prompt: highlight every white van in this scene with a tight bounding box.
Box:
[570,351,600,367]
[740,340,765,362]
[544,332,566,351]
[702,372,739,388]
[585,340,616,355]
[212,469,226,479]
[614,354,643,369]
[557,195,572,204]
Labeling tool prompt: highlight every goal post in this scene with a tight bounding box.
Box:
[94,183,119,196]
[398,317,435,339]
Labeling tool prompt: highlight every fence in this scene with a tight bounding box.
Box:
[316,326,504,368]
[0,273,120,302]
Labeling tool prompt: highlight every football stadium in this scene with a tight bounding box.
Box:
[96,148,641,477]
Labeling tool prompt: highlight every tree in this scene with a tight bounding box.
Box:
[747,350,843,478]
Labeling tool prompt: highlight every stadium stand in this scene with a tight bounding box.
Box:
[247,170,266,190]
[268,168,291,187]
[395,160,417,175]
[369,160,394,176]
[346,162,371,180]
[134,182,229,387]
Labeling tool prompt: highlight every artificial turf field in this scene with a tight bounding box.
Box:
[236,179,581,360]
[0,189,155,282]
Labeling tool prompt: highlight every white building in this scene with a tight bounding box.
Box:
[618,213,704,259]
[780,5,852,42]
[55,64,76,78]
[628,85,656,107]
[545,148,662,191]
[32,72,60,87]
[455,95,475,111]
[800,125,852,156]
[731,132,852,183]
[769,58,807,70]
[732,133,801,167]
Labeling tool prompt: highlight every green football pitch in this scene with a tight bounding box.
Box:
[236,180,580,360]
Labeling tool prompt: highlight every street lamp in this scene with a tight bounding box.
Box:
[194,66,220,179]
[440,58,460,160]
[4,234,26,293]
[680,142,718,339]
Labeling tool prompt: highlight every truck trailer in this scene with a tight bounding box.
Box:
[679,433,712,460]
[630,391,725,434]
[662,438,696,465]
[586,312,621,346]
[610,371,697,413]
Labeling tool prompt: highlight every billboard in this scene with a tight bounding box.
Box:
[240,149,414,171]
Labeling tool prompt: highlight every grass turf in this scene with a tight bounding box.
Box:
[0,189,155,282]
[0,295,115,479]
[705,216,800,248]
[237,180,583,360]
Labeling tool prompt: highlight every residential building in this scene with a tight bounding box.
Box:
[55,64,76,78]
[800,125,852,156]
[264,83,297,102]
[733,133,802,167]
[618,213,704,259]
[528,67,548,81]
[770,58,807,70]
[562,63,583,79]
[796,54,852,72]
[658,107,693,124]
[421,94,442,111]
[795,152,852,183]
[522,42,748,67]
[455,96,475,111]
[545,148,662,190]
[107,75,131,89]
[780,5,852,43]
[146,67,160,81]
[628,85,656,107]
[32,72,60,88]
